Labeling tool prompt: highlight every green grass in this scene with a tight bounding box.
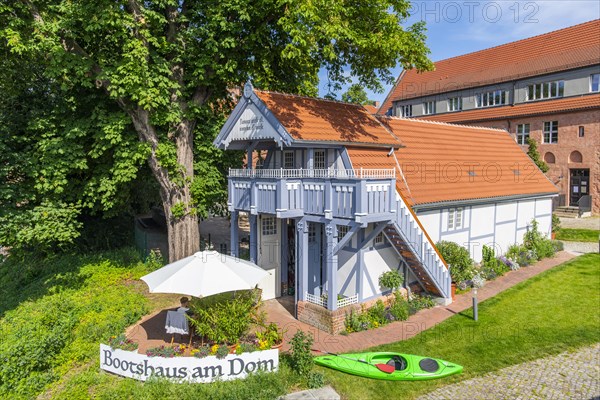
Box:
[555,228,600,242]
[2,251,598,399]
[323,253,600,400]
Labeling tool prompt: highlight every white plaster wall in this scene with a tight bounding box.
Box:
[361,247,399,298]
[415,210,440,243]
[337,250,357,297]
[417,197,554,262]
[469,205,495,238]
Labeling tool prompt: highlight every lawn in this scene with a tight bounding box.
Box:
[2,251,598,399]
[556,228,599,242]
[322,253,600,400]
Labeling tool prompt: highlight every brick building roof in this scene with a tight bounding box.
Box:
[255,91,402,147]
[348,118,558,206]
[379,19,600,114]
[413,93,600,124]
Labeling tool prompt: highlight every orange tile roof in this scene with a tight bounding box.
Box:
[348,118,558,206]
[363,104,379,114]
[255,91,402,147]
[415,93,600,123]
[379,19,600,114]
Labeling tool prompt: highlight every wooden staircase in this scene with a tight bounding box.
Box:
[384,225,445,296]
[387,194,451,300]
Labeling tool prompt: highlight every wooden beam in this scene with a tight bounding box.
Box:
[358,222,388,249]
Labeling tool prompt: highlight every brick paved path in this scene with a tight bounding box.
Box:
[264,251,576,353]
[418,343,600,400]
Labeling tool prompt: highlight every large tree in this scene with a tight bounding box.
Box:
[1,0,432,261]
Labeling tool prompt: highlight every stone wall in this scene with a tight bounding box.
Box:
[297,289,408,334]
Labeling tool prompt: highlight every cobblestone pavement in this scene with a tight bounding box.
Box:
[559,216,600,230]
[418,343,600,400]
[563,241,599,254]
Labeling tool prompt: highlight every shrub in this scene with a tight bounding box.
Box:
[524,219,556,259]
[367,300,387,326]
[506,244,536,267]
[480,245,509,279]
[388,292,409,321]
[551,240,564,252]
[378,270,403,292]
[307,371,325,389]
[498,256,520,271]
[189,290,258,344]
[436,241,474,283]
[289,331,314,376]
[256,322,284,349]
[552,214,561,233]
[344,307,371,333]
[409,293,436,314]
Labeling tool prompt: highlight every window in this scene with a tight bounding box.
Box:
[423,101,436,115]
[447,208,464,230]
[374,232,385,245]
[447,97,462,112]
[516,123,530,145]
[475,90,509,108]
[308,223,316,242]
[314,150,326,169]
[591,74,599,92]
[543,121,558,144]
[261,217,277,236]
[527,80,564,101]
[579,126,585,138]
[398,104,413,117]
[337,225,349,239]
[283,151,295,169]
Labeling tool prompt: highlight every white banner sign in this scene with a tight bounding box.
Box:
[100,344,279,383]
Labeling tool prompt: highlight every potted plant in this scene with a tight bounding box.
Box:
[256,322,284,350]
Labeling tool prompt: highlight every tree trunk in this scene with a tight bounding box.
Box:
[129,108,201,262]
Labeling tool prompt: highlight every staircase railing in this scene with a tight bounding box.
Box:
[390,193,451,298]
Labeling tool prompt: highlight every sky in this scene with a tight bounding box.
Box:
[318,1,600,103]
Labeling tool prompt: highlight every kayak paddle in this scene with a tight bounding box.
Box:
[312,349,395,374]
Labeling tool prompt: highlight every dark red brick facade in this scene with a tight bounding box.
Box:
[468,110,599,214]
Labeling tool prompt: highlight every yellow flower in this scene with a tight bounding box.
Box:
[210,344,219,355]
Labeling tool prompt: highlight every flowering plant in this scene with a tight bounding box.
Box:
[146,344,186,358]
[191,345,211,358]
[108,334,138,351]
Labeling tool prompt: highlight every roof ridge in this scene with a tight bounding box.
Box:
[430,19,599,64]
[254,88,368,109]
[377,115,508,133]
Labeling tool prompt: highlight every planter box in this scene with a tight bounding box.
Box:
[99,344,278,383]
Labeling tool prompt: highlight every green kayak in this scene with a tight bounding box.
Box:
[314,352,463,381]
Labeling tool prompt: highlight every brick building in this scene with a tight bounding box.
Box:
[379,20,600,214]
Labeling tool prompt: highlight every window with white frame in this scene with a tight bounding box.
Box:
[314,150,326,169]
[447,208,464,230]
[475,90,509,107]
[374,232,385,245]
[543,121,558,144]
[527,80,564,101]
[423,101,436,115]
[516,123,530,145]
[337,225,349,239]
[261,217,277,236]
[447,97,462,112]
[283,151,295,169]
[398,104,413,117]
[591,74,600,92]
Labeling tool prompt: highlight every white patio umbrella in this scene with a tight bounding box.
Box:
[140,250,269,298]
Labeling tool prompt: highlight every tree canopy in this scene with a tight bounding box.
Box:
[0,0,432,260]
[341,84,371,105]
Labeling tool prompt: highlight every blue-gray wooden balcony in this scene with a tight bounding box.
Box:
[228,168,396,223]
